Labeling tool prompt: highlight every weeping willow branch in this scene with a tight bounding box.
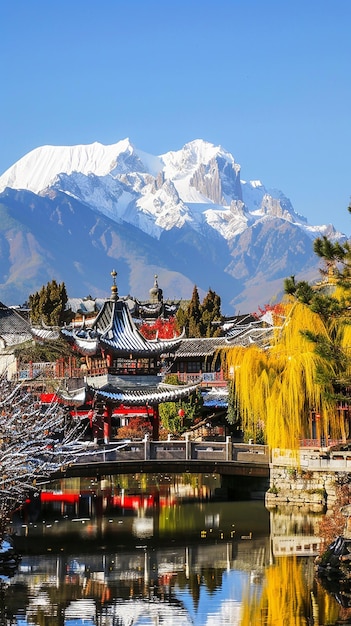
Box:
[223,301,346,450]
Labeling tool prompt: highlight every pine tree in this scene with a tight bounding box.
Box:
[200,288,222,337]
[187,285,202,337]
[176,305,189,335]
[176,286,222,338]
[29,280,69,326]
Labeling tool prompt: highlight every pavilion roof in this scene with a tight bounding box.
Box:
[61,298,184,358]
[94,381,199,405]
[172,316,275,358]
[57,380,198,406]
[225,322,274,348]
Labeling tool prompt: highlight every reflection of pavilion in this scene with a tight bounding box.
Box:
[59,270,198,439]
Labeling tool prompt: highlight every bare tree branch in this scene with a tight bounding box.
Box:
[0,377,87,534]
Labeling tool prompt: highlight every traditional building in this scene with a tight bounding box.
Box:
[168,314,274,387]
[59,270,198,440]
[0,302,33,379]
[137,274,180,320]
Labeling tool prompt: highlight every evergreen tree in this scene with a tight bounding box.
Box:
[200,288,222,337]
[187,285,202,337]
[176,286,223,338]
[176,305,189,335]
[29,280,69,326]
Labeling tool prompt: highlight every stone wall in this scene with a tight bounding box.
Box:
[266,465,343,509]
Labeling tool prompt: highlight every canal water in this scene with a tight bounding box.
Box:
[1,472,350,625]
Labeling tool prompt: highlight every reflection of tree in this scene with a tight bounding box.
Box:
[11,584,193,626]
[159,505,198,534]
[1,581,30,623]
[240,557,339,626]
[186,573,201,610]
[177,565,223,600]
[201,566,223,594]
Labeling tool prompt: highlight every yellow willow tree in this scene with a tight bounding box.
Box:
[223,300,343,450]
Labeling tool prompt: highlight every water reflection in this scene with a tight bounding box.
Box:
[240,556,343,626]
[0,474,350,625]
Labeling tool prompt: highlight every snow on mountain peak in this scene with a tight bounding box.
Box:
[0,139,160,195]
[161,139,237,179]
[0,137,338,244]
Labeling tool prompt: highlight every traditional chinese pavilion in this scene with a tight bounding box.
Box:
[59,270,198,440]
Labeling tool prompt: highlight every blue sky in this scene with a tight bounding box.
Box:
[1,0,351,234]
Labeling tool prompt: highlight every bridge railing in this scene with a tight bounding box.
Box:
[272,448,351,472]
[69,438,269,466]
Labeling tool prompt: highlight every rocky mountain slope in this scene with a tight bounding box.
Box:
[0,139,342,313]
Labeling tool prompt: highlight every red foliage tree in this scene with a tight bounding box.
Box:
[116,416,152,440]
[253,303,286,319]
[139,317,180,340]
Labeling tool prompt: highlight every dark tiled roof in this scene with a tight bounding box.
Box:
[61,327,99,356]
[63,298,184,358]
[173,337,229,358]
[67,297,105,315]
[221,313,257,329]
[31,327,61,342]
[0,302,32,347]
[173,318,274,358]
[95,381,199,405]
[99,300,183,357]
[225,324,274,347]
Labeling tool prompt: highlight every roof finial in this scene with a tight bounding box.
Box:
[110,269,118,301]
[149,274,163,303]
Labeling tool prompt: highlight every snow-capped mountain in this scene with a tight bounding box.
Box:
[0,139,344,313]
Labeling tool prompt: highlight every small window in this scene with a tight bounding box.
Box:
[187,361,201,373]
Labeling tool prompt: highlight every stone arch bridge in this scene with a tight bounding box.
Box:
[53,439,270,480]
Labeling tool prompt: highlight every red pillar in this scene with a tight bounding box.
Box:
[103,404,112,444]
[152,405,160,441]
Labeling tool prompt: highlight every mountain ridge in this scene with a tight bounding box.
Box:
[0,139,344,313]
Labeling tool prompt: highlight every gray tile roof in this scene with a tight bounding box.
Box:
[173,319,274,357]
[99,300,183,357]
[31,327,61,342]
[173,337,229,358]
[62,298,184,358]
[95,381,199,405]
[0,302,32,347]
[226,324,274,348]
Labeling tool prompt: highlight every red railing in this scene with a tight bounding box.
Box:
[299,438,345,448]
